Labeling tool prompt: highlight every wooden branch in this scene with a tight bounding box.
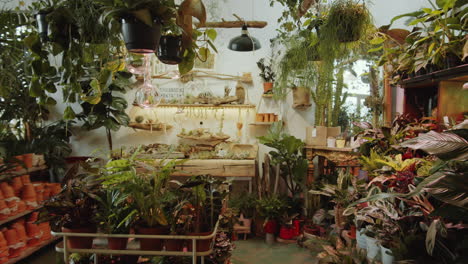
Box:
[195,21,268,28]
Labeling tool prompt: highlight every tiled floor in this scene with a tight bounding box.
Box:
[18,238,317,264]
[231,238,317,264]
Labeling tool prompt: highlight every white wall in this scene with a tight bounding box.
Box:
[5,0,430,156]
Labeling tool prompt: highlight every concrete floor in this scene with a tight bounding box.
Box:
[231,238,317,264]
[17,238,317,264]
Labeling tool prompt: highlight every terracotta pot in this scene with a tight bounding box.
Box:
[165,238,182,251]
[187,231,213,252]
[20,175,31,185]
[3,229,18,246]
[21,184,36,199]
[108,237,128,250]
[28,212,39,222]
[0,183,14,198]
[0,232,7,248]
[0,200,10,220]
[10,177,23,196]
[13,155,24,171]
[16,201,26,213]
[136,226,168,251]
[22,153,34,168]
[50,183,62,196]
[263,82,273,93]
[255,114,264,122]
[38,222,51,241]
[12,224,27,246]
[62,227,96,249]
[6,201,18,216]
[269,113,275,123]
[0,189,4,200]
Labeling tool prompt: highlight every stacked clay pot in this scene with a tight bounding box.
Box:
[11,222,27,252]
[1,183,19,217]
[0,232,8,263]
[3,228,22,258]
[33,184,45,203]
[21,184,37,210]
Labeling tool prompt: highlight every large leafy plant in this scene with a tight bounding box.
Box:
[258,122,308,195]
[95,189,137,234]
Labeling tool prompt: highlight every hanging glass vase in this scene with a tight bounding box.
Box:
[134,54,162,108]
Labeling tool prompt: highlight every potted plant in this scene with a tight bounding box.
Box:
[322,0,371,43]
[256,195,286,244]
[228,192,256,230]
[38,176,99,249]
[257,58,276,94]
[179,176,230,252]
[157,22,184,65]
[95,189,137,250]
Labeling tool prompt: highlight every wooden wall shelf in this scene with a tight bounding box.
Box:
[400,64,468,88]
[133,103,256,109]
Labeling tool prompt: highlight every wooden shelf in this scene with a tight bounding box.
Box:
[5,236,61,264]
[249,122,276,126]
[262,94,274,98]
[400,64,468,88]
[132,103,256,109]
[0,165,48,182]
[0,207,42,226]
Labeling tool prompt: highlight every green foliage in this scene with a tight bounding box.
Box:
[258,122,308,195]
[38,175,99,229]
[256,195,286,220]
[228,192,257,218]
[95,189,137,234]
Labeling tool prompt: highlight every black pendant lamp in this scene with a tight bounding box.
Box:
[228,25,261,52]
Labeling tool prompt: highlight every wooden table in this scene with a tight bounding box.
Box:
[304,146,360,180]
[155,159,256,193]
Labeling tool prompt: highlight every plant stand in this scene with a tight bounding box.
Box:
[52,222,219,264]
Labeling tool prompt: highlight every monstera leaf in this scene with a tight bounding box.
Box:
[400,130,468,161]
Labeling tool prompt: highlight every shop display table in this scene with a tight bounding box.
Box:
[304,146,360,180]
[155,159,257,193]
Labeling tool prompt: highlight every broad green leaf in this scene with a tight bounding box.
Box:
[29,77,42,97]
[63,106,76,120]
[205,28,217,41]
[370,37,385,45]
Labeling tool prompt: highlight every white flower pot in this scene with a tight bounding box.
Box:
[366,236,380,261]
[381,245,394,264]
[356,229,367,249]
[327,137,336,148]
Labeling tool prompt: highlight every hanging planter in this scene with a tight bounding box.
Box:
[122,17,162,54]
[323,0,371,43]
[157,35,183,64]
[292,86,312,109]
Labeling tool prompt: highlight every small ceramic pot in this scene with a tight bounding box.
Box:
[263,82,273,93]
[336,139,346,148]
[327,137,336,148]
[356,229,367,249]
[366,236,380,261]
[256,114,264,122]
[381,245,394,264]
[108,237,128,250]
[269,113,275,123]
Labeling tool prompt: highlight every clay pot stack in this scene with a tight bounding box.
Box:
[0,183,20,217]
[2,228,22,258]
[0,232,8,263]
[21,184,38,210]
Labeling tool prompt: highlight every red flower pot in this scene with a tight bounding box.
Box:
[136,226,168,251]
[62,227,96,249]
[20,175,31,185]
[264,220,278,234]
[279,226,295,240]
[187,231,213,252]
[108,237,128,250]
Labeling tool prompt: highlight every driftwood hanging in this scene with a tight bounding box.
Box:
[147,71,253,84]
